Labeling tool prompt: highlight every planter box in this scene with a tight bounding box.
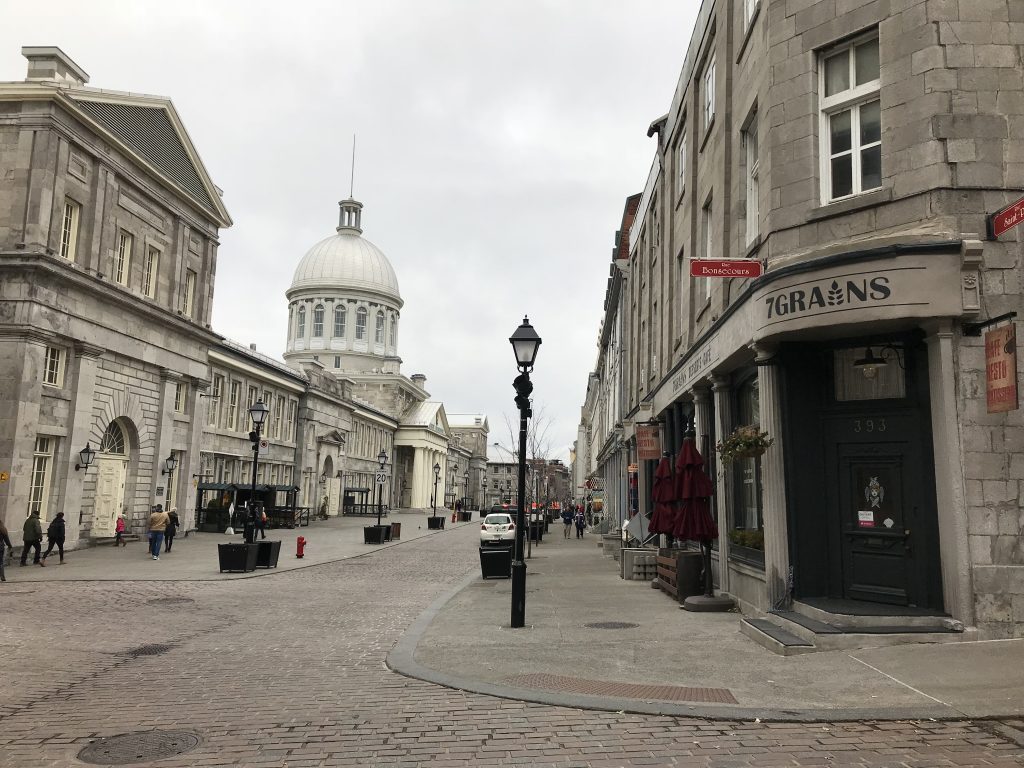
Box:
[427,516,445,530]
[255,539,282,568]
[656,548,704,602]
[458,511,472,522]
[479,546,512,579]
[218,543,258,573]
[363,525,388,544]
[390,522,401,540]
[620,547,657,580]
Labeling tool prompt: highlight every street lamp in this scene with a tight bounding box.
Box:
[161,453,178,475]
[482,477,489,510]
[463,470,469,509]
[509,315,541,629]
[376,449,387,529]
[246,399,270,544]
[432,462,441,520]
[74,443,96,472]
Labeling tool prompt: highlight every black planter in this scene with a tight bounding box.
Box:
[255,539,282,568]
[218,542,258,573]
[479,546,512,579]
[364,525,388,544]
[427,516,444,530]
[459,511,472,522]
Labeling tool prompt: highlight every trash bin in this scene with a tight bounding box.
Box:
[218,542,258,573]
[529,521,543,542]
[479,546,512,579]
[390,522,401,540]
[255,539,281,568]
[676,551,705,601]
[382,524,393,542]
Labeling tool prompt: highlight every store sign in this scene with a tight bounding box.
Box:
[986,324,1019,413]
[627,463,639,473]
[690,259,762,278]
[764,276,891,320]
[989,195,1024,239]
[636,424,662,461]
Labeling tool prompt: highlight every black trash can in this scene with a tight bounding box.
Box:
[479,546,512,579]
[218,542,258,573]
[255,539,282,568]
[382,524,393,542]
[390,522,401,540]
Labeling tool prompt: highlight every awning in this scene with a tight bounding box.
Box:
[271,485,300,492]
[197,482,237,491]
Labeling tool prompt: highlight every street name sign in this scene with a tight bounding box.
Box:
[989,195,1024,239]
[690,259,763,278]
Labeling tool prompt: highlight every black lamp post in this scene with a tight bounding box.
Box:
[482,477,489,510]
[509,315,541,628]
[463,470,469,509]
[432,462,441,519]
[246,400,270,544]
[376,448,387,528]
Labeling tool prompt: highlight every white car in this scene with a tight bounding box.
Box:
[480,513,515,547]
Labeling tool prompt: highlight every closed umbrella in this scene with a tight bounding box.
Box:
[673,435,734,612]
[648,455,676,536]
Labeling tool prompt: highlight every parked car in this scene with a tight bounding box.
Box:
[489,503,514,515]
[480,513,515,547]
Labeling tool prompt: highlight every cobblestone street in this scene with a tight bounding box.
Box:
[2,529,1023,767]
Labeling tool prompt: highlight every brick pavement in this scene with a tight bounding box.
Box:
[1,530,1022,767]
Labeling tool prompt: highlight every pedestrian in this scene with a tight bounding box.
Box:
[148,505,168,561]
[561,506,573,538]
[114,514,127,547]
[164,507,180,553]
[0,519,13,582]
[42,511,66,564]
[574,507,586,539]
[253,504,267,540]
[20,510,44,566]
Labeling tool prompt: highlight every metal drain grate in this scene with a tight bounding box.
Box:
[146,597,194,606]
[124,643,174,657]
[584,621,639,630]
[78,730,200,765]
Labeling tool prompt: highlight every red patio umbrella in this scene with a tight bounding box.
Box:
[648,455,676,536]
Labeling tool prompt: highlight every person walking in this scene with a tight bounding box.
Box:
[253,504,267,540]
[114,514,127,547]
[561,506,573,539]
[164,508,180,553]
[147,505,168,561]
[574,507,586,539]
[42,512,66,564]
[0,519,13,582]
[20,510,44,566]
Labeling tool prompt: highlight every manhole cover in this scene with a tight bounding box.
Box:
[78,730,200,765]
[146,597,194,606]
[584,621,639,630]
[125,643,174,657]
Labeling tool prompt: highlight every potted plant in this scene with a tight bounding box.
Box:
[716,424,774,463]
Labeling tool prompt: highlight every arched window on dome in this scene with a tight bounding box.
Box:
[313,305,325,337]
[334,306,346,338]
[375,310,385,344]
[296,306,306,339]
[356,307,367,341]
[389,313,397,347]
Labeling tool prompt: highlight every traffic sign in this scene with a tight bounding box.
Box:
[989,195,1024,239]
[690,259,763,278]
[375,471,388,485]
[257,438,270,456]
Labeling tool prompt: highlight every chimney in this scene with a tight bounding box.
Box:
[411,374,427,388]
[249,343,257,351]
[22,47,89,86]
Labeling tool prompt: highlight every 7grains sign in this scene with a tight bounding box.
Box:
[985,324,1018,414]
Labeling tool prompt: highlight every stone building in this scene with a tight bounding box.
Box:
[579,1,1024,640]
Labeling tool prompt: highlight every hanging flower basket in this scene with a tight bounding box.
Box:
[716,425,774,464]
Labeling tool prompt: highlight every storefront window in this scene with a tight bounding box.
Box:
[730,376,764,562]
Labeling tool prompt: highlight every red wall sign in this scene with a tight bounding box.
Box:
[989,196,1024,239]
[636,425,662,461]
[690,259,763,278]
[986,324,1019,413]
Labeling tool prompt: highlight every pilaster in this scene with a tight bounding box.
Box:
[59,342,103,548]
[710,374,733,593]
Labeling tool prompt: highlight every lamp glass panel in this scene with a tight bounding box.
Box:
[834,347,906,401]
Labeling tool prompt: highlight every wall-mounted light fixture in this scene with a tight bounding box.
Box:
[161,453,179,476]
[853,344,905,379]
[75,443,96,472]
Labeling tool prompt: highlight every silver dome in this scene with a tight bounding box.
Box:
[290,232,401,304]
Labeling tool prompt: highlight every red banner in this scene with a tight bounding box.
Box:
[986,324,1019,413]
[636,425,662,461]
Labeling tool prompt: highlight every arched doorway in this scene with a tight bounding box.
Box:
[94,421,129,537]
[323,455,339,517]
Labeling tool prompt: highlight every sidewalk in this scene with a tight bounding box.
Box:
[2,509,474,582]
[389,523,1024,722]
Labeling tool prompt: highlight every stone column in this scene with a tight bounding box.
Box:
[710,375,733,593]
[693,385,712,448]
[61,343,104,549]
[753,343,790,609]
[182,379,208,532]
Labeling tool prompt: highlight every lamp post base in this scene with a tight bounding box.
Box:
[510,560,527,627]
[681,594,735,612]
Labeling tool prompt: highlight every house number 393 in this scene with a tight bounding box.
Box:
[853,418,886,433]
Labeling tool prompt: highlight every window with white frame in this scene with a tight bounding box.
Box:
[273,395,283,439]
[375,310,385,344]
[209,374,223,427]
[228,381,240,431]
[334,305,346,337]
[703,54,716,133]
[355,307,367,340]
[28,436,53,518]
[677,126,688,197]
[115,232,133,286]
[143,246,159,298]
[388,315,396,347]
[284,399,294,442]
[701,200,713,301]
[43,346,65,387]
[313,305,324,337]
[296,306,306,339]
[334,355,341,368]
[820,34,881,203]
[183,269,197,318]
[60,200,80,260]
[744,114,760,245]
[174,381,185,413]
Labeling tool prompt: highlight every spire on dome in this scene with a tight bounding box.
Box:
[337,198,363,234]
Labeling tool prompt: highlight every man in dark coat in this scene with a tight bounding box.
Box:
[42,511,66,564]
[20,510,44,566]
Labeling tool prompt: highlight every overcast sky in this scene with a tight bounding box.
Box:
[4,1,698,462]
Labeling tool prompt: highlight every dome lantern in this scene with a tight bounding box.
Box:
[337,197,363,234]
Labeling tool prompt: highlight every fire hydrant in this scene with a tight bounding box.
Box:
[296,536,306,559]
